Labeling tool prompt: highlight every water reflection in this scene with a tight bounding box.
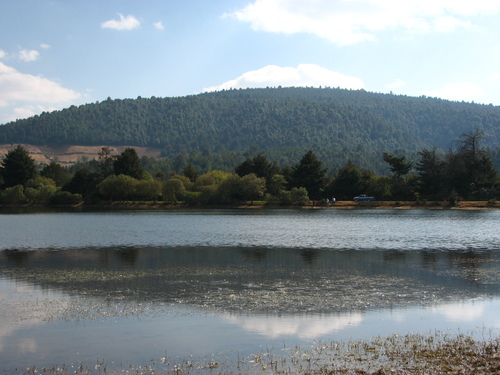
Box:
[1,246,499,315]
[223,311,365,339]
[1,209,500,372]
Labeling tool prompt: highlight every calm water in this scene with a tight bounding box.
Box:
[1,208,499,373]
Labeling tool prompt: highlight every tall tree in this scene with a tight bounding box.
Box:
[0,145,37,188]
[383,152,412,179]
[41,162,71,187]
[113,148,144,179]
[63,167,99,200]
[290,150,327,199]
[327,159,364,200]
[235,154,279,192]
[383,152,414,200]
[98,146,115,180]
[447,129,497,198]
[415,148,445,198]
[183,163,199,182]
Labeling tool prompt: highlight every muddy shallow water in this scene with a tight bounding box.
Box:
[1,208,500,373]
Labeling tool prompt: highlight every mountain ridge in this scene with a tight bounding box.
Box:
[1,87,499,172]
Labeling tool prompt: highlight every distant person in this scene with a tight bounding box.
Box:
[332,197,336,205]
[326,198,329,206]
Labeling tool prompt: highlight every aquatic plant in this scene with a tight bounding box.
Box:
[14,332,500,374]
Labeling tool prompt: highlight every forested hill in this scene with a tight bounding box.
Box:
[1,87,500,172]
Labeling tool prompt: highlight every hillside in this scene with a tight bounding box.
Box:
[1,87,499,172]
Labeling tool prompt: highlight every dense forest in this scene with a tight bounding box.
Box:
[1,128,499,206]
[1,87,500,174]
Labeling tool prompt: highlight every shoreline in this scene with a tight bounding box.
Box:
[1,200,498,211]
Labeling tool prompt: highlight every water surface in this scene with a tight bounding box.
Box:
[1,208,499,372]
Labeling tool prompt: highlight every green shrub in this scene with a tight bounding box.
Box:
[0,185,26,204]
[49,191,83,205]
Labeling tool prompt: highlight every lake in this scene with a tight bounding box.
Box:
[1,208,500,373]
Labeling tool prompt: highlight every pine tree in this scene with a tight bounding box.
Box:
[0,145,37,188]
[290,150,327,200]
[113,148,144,179]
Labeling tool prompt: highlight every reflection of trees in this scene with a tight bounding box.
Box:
[300,249,319,265]
[3,250,33,266]
[116,248,139,266]
[383,250,407,263]
[2,247,500,315]
[241,248,267,262]
[447,251,491,284]
[421,251,438,266]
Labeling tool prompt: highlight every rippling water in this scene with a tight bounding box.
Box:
[1,208,499,251]
[1,208,499,373]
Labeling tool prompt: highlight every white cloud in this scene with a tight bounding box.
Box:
[154,21,164,30]
[0,49,6,59]
[424,82,486,103]
[0,62,81,123]
[18,49,40,62]
[40,43,51,49]
[101,14,140,30]
[203,64,364,92]
[227,0,500,45]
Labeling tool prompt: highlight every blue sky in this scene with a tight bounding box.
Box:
[1,0,500,124]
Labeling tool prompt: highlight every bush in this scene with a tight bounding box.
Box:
[163,178,186,203]
[27,186,58,204]
[98,174,137,201]
[0,185,26,204]
[282,187,310,206]
[134,180,162,201]
[49,191,83,205]
[182,191,202,205]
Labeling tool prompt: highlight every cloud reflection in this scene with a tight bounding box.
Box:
[0,278,71,353]
[223,312,364,339]
[432,302,485,322]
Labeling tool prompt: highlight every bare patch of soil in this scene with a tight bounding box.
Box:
[0,144,163,165]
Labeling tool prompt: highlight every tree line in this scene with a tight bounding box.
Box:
[2,87,500,175]
[1,130,498,206]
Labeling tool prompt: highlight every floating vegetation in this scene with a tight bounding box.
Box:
[13,332,500,374]
[1,264,491,320]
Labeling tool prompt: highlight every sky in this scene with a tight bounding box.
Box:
[1,0,500,125]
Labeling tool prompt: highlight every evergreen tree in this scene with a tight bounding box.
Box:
[63,167,99,201]
[415,148,445,199]
[98,146,115,180]
[383,152,414,200]
[327,159,364,200]
[113,148,144,179]
[290,150,327,199]
[235,154,279,192]
[447,130,498,198]
[0,145,37,188]
[41,162,71,187]
[383,152,413,179]
[183,163,199,182]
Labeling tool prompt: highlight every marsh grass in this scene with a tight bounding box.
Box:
[15,332,500,374]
